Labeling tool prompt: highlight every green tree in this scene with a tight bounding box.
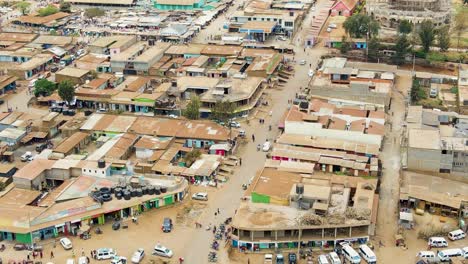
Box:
[182,95,200,120]
[38,5,59,17]
[367,37,381,62]
[0,181,5,191]
[398,19,413,35]
[453,6,468,51]
[59,1,71,12]
[34,79,56,97]
[58,80,75,105]
[418,20,436,54]
[89,70,98,79]
[343,13,380,38]
[436,25,450,52]
[84,8,105,18]
[211,100,236,125]
[410,79,426,103]
[184,149,201,166]
[15,1,31,15]
[339,36,352,54]
[391,34,411,65]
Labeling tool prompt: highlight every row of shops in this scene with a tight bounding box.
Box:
[0,191,185,244]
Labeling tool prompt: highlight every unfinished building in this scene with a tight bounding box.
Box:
[367,0,451,29]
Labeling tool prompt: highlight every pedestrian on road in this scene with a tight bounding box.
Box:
[81,248,85,256]
[214,212,217,217]
[252,134,255,142]
[40,251,43,259]
[27,254,30,261]
[239,158,242,166]
[217,208,220,214]
[50,251,54,258]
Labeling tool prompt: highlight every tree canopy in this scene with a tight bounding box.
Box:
[391,34,411,65]
[211,100,236,125]
[59,1,71,12]
[38,5,59,17]
[58,80,75,105]
[343,14,380,38]
[84,8,105,18]
[454,6,468,51]
[398,20,413,35]
[436,25,450,52]
[367,37,381,62]
[182,95,201,120]
[34,79,56,97]
[418,20,436,54]
[339,36,352,54]
[15,1,30,15]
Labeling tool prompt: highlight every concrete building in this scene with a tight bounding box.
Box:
[89,35,137,55]
[55,67,90,85]
[405,106,468,175]
[110,42,171,75]
[367,0,451,28]
[153,0,206,10]
[231,168,378,252]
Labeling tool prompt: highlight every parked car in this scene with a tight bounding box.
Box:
[308,69,315,77]
[36,143,48,152]
[62,109,76,116]
[59,237,73,250]
[276,254,284,264]
[111,256,127,264]
[277,36,287,41]
[262,141,271,152]
[448,229,465,241]
[162,218,173,233]
[428,237,448,248]
[326,27,332,32]
[96,108,108,113]
[20,152,32,162]
[288,253,297,264]
[299,59,306,65]
[328,252,341,264]
[112,222,120,230]
[329,23,337,29]
[0,99,4,105]
[95,248,116,260]
[131,248,145,263]
[192,192,208,201]
[430,87,438,98]
[153,245,173,258]
[229,121,241,128]
[50,66,59,73]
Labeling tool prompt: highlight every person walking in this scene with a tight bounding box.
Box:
[251,134,255,142]
[239,158,242,166]
[50,251,54,258]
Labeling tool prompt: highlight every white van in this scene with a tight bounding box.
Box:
[66,259,75,264]
[428,237,448,247]
[416,251,436,260]
[264,253,273,264]
[448,229,466,241]
[340,242,361,264]
[437,248,463,262]
[318,255,330,264]
[96,248,116,260]
[328,252,342,264]
[462,247,468,259]
[359,244,377,263]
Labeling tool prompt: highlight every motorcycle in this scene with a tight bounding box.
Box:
[95,228,103,234]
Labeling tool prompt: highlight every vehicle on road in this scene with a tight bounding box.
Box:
[264,253,273,264]
[262,141,271,152]
[192,192,208,201]
[153,244,173,258]
[162,218,173,233]
[328,252,341,264]
[59,237,72,250]
[97,108,108,113]
[229,121,241,128]
[276,254,284,264]
[0,99,4,105]
[318,255,329,264]
[111,256,127,264]
[329,23,337,29]
[67,259,75,264]
[308,69,315,77]
[131,248,145,263]
[326,27,332,32]
[428,237,448,248]
[288,253,297,264]
[462,247,468,258]
[21,151,33,162]
[437,248,463,262]
[339,242,361,264]
[96,248,116,260]
[430,87,438,98]
[416,251,436,262]
[36,143,48,152]
[277,36,287,41]
[299,60,306,65]
[167,114,178,119]
[358,244,377,263]
[448,229,465,241]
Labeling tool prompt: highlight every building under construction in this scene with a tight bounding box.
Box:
[367,0,451,29]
